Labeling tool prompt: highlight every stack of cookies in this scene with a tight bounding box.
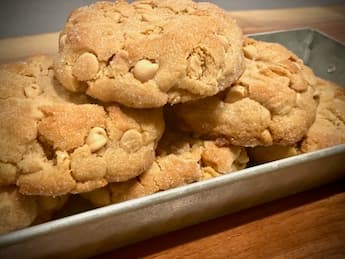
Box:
[1,0,344,234]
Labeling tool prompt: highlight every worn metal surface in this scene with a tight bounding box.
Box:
[0,29,344,259]
[251,28,345,85]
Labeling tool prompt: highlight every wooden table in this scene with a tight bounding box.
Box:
[0,5,344,258]
[93,6,345,258]
[99,181,345,258]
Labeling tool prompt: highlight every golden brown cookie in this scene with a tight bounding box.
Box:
[82,130,248,207]
[300,79,345,152]
[248,78,345,163]
[54,0,244,108]
[0,56,165,196]
[172,38,319,147]
[0,186,68,234]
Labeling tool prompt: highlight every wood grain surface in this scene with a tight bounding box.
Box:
[99,181,345,259]
[0,4,344,258]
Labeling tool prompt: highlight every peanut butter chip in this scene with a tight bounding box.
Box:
[120,129,143,153]
[86,127,108,152]
[133,59,159,82]
[243,44,257,59]
[260,129,273,145]
[72,52,100,81]
[56,151,70,169]
[225,85,247,103]
[24,84,41,98]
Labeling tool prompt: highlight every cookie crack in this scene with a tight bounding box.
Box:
[37,135,55,161]
[153,159,163,190]
[186,46,215,81]
[100,8,125,23]
[325,107,345,126]
[140,25,164,35]
[106,54,116,66]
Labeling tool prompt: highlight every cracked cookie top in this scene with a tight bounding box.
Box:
[0,56,165,196]
[171,38,319,147]
[54,0,244,108]
[248,78,345,163]
[82,130,248,206]
[300,78,345,152]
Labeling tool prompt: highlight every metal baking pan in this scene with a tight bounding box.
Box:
[1,28,345,258]
[249,28,345,86]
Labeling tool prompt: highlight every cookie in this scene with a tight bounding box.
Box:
[82,130,248,206]
[54,0,245,108]
[0,186,68,234]
[172,38,319,147]
[300,79,345,152]
[0,56,165,196]
[248,78,345,163]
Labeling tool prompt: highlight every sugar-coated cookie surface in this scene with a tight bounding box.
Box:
[0,56,165,196]
[54,0,244,108]
[300,79,345,152]
[82,130,248,206]
[249,78,345,163]
[172,38,319,147]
